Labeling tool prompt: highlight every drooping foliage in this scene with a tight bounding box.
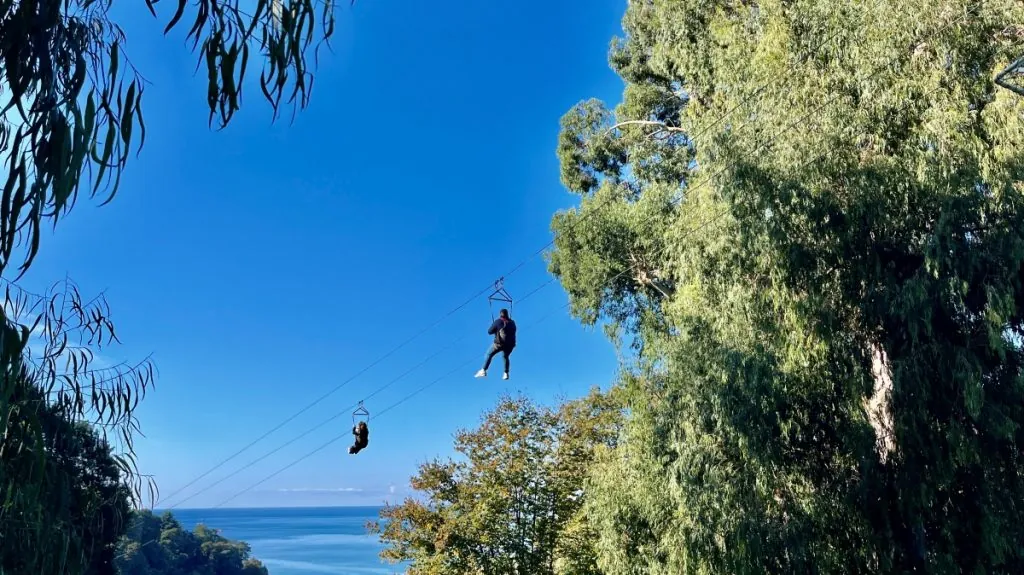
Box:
[371,390,623,575]
[549,0,1024,573]
[0,279,155,575]
[115,510,269,575]
[0,0,339,276]
[1,0,342,571]
[0,371,133,575]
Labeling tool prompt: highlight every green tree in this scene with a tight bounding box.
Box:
[0,369,133,575]
[550,0,1024,573]
[548,387,623,575]
[371,390,622,575]
[116,510,269,575]
[2,0,341,569]
[0,279,155,575]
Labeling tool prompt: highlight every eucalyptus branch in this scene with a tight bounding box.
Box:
[604,120,688,136]
[1,277,156,502]
[0,0,342,279]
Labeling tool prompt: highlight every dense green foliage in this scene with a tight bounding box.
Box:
[0,365,132,575]
[371,390,622,575]
[547,0,1024,573]
[6,0,1024,573]
[115,510,269,575]
[0,281,151,575]
[1,0,341,572]
[375,2,1024,572]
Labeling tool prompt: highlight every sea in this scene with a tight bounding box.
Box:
[172,506,407,575]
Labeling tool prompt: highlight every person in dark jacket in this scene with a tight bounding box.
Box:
[475,308,517,380]
[348,421,369,455]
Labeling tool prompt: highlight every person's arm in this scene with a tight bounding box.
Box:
[487,319,501,335]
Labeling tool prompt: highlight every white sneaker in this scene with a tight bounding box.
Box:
[502,373,509,380]
[475,369,487,378]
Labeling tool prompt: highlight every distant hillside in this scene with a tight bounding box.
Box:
[115,510,269,575]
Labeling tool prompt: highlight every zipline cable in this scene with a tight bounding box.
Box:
[207,45,968,507]
[154,14,850,507]
[114,11,975,550]
[210,299,571,510]
[161,279,557,510]
[150,0,966,513]
[152,281,494,507]
[111,281,563,560]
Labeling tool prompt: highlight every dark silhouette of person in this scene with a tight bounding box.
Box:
[348,421,369,455]
[475,308,517,380]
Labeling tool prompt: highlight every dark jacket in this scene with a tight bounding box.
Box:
[488,317,517,347]
[352,425,369,447]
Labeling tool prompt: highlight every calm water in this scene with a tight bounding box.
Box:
[172,506,406,575]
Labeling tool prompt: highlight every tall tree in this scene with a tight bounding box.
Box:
[0,279,156,575]
[371,390,622,575]
[0,369,133,575]
[550,0,1024,573]
[1,0,343,570]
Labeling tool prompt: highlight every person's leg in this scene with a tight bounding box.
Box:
[477,343,501,377]
[479,341,499,368]
[502,346,513,377]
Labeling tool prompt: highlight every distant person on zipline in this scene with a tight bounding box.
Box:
[348,421,369,455]
[475,308,517,380]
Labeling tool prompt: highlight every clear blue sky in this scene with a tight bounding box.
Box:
[16,0,627,508]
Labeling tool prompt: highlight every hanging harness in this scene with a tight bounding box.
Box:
[352,401,369,425]
[487,277,514,321]
[996,54,1024,97]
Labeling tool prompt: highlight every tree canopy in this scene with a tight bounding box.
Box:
[547,0,1024,573]
[0,368,132,575]
[371,390,623,575]
[1,0,343,571]
[372,2,1024,572]
[115,510,269,575]
[0,278,157,575]
[7,0,1024,573]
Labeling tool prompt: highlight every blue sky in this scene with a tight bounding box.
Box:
[15,0,627,508]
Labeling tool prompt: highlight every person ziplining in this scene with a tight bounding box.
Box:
[348,402,370,455]
[476,279,517,380]
[475,307,517,380]
[349,422,369,454]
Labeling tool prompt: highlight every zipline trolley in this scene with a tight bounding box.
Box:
[352,401,370,425]
[996,54,1024,97]
[487,277,514,320]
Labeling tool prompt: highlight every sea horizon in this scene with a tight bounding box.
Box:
[170,506,406,575]
[154,504,388,512]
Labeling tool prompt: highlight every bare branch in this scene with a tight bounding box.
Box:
[605,120,688,136]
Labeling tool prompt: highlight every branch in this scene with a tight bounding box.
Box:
[628,251,675,299]
[605,120,688,136]
[1,277,156,505]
